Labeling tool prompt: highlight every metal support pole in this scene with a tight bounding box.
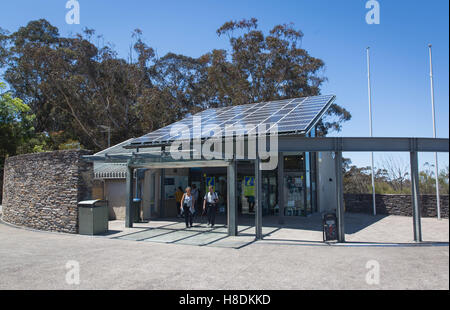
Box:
[125,164,134,228]
[160,168,165,218]
[410,149,423,242]
[255,157,263,240]
[227,160,238,236]
[99,125,111,148]
[107,127,111,148]
[367,47,377,216]
[334,151,345,243]
[428,44,441,220]
[278,153,285,224]
[370,152,376,214]
[149,170,155,219]
[135,169,139,199]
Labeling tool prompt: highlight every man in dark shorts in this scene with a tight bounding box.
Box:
[203,186,219,227]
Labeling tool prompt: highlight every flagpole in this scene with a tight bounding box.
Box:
[367,47,376,216]
[428,44,441,220]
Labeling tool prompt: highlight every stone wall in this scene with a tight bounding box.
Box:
[1,150,93,233]
[344,194,449,218]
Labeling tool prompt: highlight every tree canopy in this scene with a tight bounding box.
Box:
[1,18,448,198]
[0,18,351,155]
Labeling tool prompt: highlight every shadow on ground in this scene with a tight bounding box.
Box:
[102,212,449,248]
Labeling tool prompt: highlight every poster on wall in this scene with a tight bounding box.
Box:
[205,177,215,192]
[243,176,255,196]
[165,176,188,199]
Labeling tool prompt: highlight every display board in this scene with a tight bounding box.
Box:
[243,176,255,197]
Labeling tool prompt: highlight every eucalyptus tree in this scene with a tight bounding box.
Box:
[1,18,351,153]
[203,18,351,135]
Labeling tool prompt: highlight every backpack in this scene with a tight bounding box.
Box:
[206,192,219,204]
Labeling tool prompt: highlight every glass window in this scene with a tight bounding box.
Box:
[283,173,305,216]
[284,155,305,171]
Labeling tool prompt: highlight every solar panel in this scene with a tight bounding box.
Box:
[129,95,335,147]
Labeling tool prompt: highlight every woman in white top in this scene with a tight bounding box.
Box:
[180,187,195,228]
[203,186,219,227]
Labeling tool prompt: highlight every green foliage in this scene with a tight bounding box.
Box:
[0,82,33,124]
[0,18,354,199]
[0,81,35,159]
[0,81,37,201]
[206,19,352,135]
[16,132,51,154]
[439,166,449,195]
[344,164,372,194]
[1,18,351,154]
[58,139,82,150]
[344,158,449,195]
[419,163,449,195]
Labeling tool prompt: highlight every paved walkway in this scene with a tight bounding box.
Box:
[0,218,448,290]
[104,213,449,248]
[108,221,264,249]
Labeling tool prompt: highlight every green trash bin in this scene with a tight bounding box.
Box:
[78,200,109,235]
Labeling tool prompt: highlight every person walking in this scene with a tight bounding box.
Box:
[247,195,255,213]
[175,186,183,218]
[191,184,199,219]
[180,187,195,228]
[203,186,219,227]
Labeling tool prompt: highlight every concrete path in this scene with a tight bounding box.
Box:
[0,216,448,290]
[108,221,263,249]
[105,213,449,248]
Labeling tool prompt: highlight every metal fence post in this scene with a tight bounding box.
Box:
[125,164,134,228]
[160,168,165,218]
[255,157,263,240]
[278,153,285,224]
[410,142,422,242]
[227,160,238,236]
[335,150,345,243]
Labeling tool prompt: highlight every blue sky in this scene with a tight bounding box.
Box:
[0,0,448,170]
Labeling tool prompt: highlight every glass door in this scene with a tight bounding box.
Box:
[262,175,278,216]
[283,172,306,216]
[283,154,306,216]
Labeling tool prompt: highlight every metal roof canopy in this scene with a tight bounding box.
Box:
[115,136,449,243]
[129,160,231,169]
[83,136,449,169]
[126,95,336,148]
[94,163,128,179]
[276,136,449,152]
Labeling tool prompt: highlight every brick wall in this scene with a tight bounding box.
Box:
[344,194,449,218]
[1,150,93,233]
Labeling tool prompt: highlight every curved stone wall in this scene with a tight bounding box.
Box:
[1,150,93,233]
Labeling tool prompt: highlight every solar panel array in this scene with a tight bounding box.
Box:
[129,95,335,147]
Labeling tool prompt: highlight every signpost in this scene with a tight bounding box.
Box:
[205,176,215,192]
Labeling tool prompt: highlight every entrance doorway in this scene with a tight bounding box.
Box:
[282,153,317,217]
[187,165,279,219]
